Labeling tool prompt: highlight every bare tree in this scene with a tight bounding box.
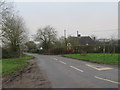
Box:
[0,1,28,57]
[0,1,14,43]
[0,1,13,26]
[25,41,37,52]
[53,36,66,48]
[35,25,57,50]
[67,36,78,47]
[2,14,27,56]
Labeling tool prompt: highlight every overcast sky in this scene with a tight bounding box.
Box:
[14,2,118,39]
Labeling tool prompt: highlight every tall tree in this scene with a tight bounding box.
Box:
[25,41,37,52]
[35,25,57,50]
[1,1,27,57]
[67,36,78,47]
[0,1,13,28]
[2,15,27,56]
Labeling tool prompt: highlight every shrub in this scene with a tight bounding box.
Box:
[47,48,68,55]
[2,48,21,58]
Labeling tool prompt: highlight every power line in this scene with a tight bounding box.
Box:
[91,29,118,32]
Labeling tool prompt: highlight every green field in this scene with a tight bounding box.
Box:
[64,53,119,65]
[1,55,34,75]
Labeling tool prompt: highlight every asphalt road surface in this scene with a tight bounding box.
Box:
[29,54,119,88]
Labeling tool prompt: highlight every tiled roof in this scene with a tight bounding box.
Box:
[78,36,95,45]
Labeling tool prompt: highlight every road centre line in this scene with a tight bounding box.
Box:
[59,61,67,64]
[86,64,113,71]
[95,76,120,85]
[70,66,84,72]
[54,58,58,61]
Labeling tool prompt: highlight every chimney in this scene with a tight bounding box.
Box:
[77,31,79,37]
[93,37,96,40]
[78,34,81,38]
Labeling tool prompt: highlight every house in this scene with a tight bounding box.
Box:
[78,36,96,45]
[68,34,96,46]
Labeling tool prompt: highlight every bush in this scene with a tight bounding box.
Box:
[71,45,120,54]
[35,44,120,55]
[42,48,68,55]
[2,48,21,58]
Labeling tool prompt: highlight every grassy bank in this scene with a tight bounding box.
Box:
[1,55,34,75]
[64,53,119,65]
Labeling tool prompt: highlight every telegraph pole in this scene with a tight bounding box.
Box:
[64,30,66,39]
[103,39,105,53]
[77,31,79,46]
[77,31,79,37]
[98,39,110,60]
[64,30,67,47]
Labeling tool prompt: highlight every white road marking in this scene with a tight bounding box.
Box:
[59,61,67,64]
[95,76,120,85]
[70,66,84,72]
[86,64,113,71]
[54,58,58,61]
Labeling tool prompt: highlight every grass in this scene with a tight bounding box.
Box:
[1,55,34,75]
[64,53,119,65]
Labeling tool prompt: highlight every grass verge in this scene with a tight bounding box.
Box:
[63,53,119,65]
[1,55,34,75]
